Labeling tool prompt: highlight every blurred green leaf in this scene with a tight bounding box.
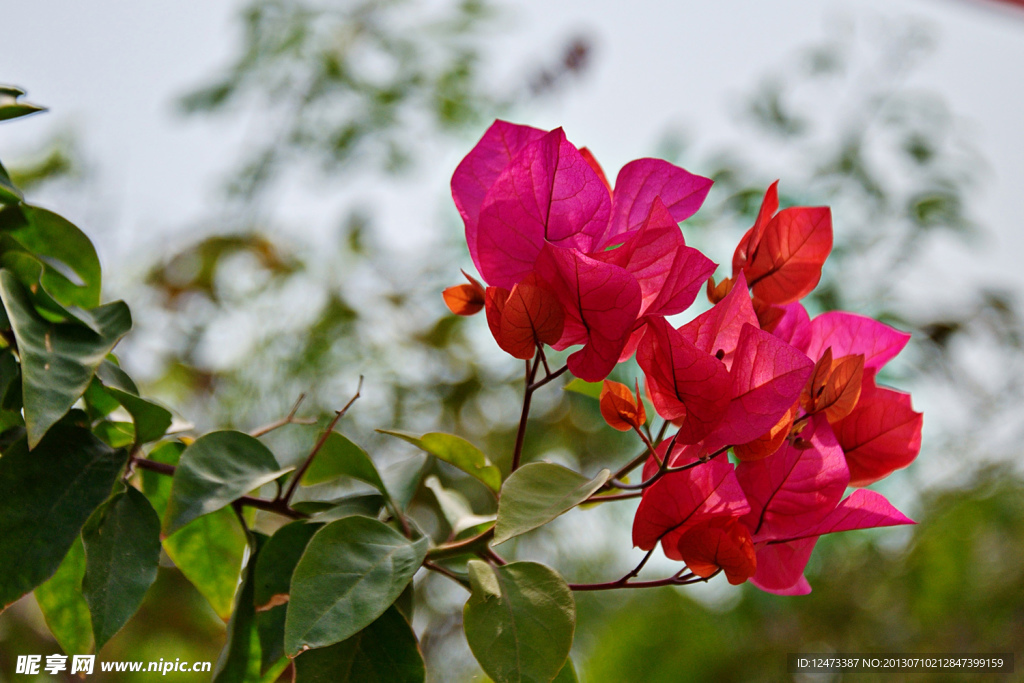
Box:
[381,453,430,511]
[163,431,292,534]
[34,537,93,656]
[0,160,22,204]
[554,658,579,683]
[162,505,246,620]
[93,420,135,448]
[425,475,495,535]
[0,426,126,608]
[82,486,161,652]
[293,606,425,683]
[378,429,500,493]
[284,516,427,655]
[0,86,45,122]
[463,560,575,683]
[563,378,602,400]
[0,271,131,447]
[494,463,610,545]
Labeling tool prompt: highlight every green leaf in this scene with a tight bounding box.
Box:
[256,608,287,676]
[0,271,131,447]
[553,658,579,683]
[381,453,429,510]
[301,432,386,493]
[213,533,267,683]
[82,486,161,651]
[95,359,139,394]
[284,516,428,655]
[293,607,425,683]
[104,386,173,445]
[563,378,603,400]
[463,561,576,683]
[140,440,184,521]
[0,159,22,204]
[258,657,291,683]
[0,205,101,308]
[493,464,611,546]
[0,426,127,608]
[162,506,246,620]
[378,429,500,493]
[93,420,135,448]
[305,494,384,524]
[0,87,46,122]
[163,431,292,535]
[254,521,321,611]
[34,537,94,655]
[425,475,496,535]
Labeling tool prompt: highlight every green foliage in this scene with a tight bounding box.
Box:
[253,521,321,671]
[82,485,161,651]
[494,463,610,545]
[292,607,425,683]
[301,432,375,486]
[379,429,502,492]
[162,507,247,620]
[464,560,576,683]
[0,426,126,608]
[0,86,45,122]
[0,272,130,447]
[212,534,266,683]
[34,537,93,656]
[284,516,428,655]
[563,378,603,400]
[163,431,292,534]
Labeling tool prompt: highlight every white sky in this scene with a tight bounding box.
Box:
[1,0,1022,283]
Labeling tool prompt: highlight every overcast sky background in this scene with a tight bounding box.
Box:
[2,0,1022,277]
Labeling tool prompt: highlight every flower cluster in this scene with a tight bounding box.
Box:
[447,121,922,594]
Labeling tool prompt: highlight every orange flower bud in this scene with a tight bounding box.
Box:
[443,270,486,316]
[600,379,646,431]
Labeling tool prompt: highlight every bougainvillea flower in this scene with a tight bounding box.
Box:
[442,270,486,316]
[831,377,923,486]
[535,244,642,381]
[604,158,713,248]
[731,182,833,305]
[762,307,921,484]
[679,272,758,371]
[700,323,814,456]
[675,516,757,585]
[733,403,797,462]
[452,120,714,380]
[483,273,565,360]
[595,197,716,320]
[731,181,779,276]
[767,301,812,350]
[451,120,546,277]
[803,311,911,373]
[600,379,646,432]
[736,415,849,543]
[750,488,914,594]
[632,446,749,559]
[475,128,613,288]
[800,349,865,423]
[636,316,731,444]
